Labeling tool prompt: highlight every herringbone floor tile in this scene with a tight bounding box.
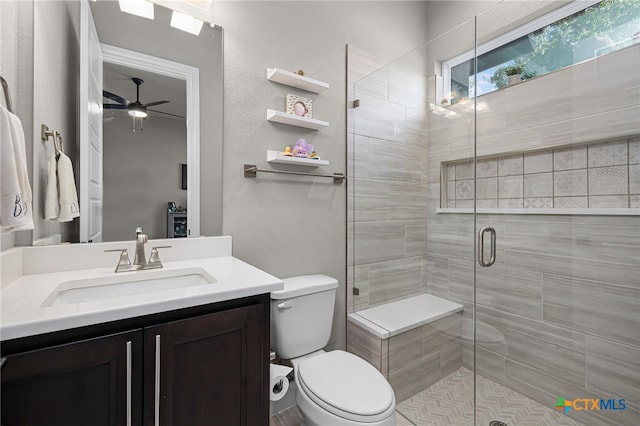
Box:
[397,367,584,426]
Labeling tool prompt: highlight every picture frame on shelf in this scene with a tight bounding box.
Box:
[286,94,313,119]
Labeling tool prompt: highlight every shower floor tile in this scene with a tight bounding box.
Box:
[397,367,584,426]
[269,406,415,426]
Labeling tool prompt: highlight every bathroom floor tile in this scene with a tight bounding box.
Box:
[397,367,585,426]
[269,406,304,426]
[269,405,415,426]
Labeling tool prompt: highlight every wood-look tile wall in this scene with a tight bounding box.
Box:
[429,45,640,426]
[347,314,463,403]
[348,42,640,425]
[347,44,431,315]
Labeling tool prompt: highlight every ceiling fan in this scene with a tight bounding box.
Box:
[103,77,184,119]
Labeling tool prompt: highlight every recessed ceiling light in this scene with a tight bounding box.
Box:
[118,0,154,20]
[183,0,213,11]
[170,11,204,36]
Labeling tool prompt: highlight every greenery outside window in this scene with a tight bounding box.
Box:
[442,0,640,106]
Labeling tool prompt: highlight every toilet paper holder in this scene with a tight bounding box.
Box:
[272,378,285,395]
[269,362,293,401]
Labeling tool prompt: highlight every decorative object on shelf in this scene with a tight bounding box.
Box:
[286,94,312,118]
[296,69,305,76]
[282,146,293,156]
[291,138,315,158]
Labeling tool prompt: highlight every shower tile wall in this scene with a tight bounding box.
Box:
[426,45,640,426]
[445,140,640,209]
[347,46,430,313]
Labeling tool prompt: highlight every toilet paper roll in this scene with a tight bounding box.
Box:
[270,364,293,402]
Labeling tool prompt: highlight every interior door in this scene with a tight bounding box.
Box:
[79,0,103,243]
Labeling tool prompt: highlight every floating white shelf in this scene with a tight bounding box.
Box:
[266,109,329,130]
[267,150,329,167]
[267,68,329,93]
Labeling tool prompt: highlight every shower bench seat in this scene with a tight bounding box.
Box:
[347,294,464,402]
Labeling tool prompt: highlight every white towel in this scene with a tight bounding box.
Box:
[0,104,34,230]
[44,155,60,220]
[56,151,80,222]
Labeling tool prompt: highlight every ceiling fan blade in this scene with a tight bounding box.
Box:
[148,108,185,119]
[145,100,170,107]
[103,90,130,105]
[104,104,128,110]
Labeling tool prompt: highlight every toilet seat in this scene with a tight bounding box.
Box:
[297,350,395,423]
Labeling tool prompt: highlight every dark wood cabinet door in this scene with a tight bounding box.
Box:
[143,303,266,426]
[1,329,143,426]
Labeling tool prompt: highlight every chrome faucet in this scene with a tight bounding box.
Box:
[104,227,172,273]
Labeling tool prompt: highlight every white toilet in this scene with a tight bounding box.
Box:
[271,275,397,426]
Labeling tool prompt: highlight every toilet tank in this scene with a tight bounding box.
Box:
[270,274,338,359]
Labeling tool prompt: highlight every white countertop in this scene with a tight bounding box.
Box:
[1,238,283,341]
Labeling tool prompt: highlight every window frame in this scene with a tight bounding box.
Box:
[441,0,602,105]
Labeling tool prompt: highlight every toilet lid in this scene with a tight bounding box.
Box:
[297,351,395,422]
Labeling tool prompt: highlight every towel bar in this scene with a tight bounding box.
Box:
[244,164,345,184]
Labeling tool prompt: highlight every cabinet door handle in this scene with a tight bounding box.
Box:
[155,334,161,426]
[126,341,132,426]
[276,302,292,310]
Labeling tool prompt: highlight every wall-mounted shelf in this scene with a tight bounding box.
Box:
[267,150,329,167]
[267,68,329,93]
[266,109,329,130]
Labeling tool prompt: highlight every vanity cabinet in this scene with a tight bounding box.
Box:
[143,303,265,426]
[1,330,143,426]
[1,296,269,426]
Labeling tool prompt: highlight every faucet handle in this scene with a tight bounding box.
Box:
[148,245,172,268]
[104,248,134,273]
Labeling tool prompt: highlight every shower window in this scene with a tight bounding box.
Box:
[442,0,640,105]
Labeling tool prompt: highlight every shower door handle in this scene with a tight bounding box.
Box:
[478,226,496,267]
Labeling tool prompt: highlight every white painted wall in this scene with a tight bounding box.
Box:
[211,1,432,349]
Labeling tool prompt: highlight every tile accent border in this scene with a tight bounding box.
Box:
[442,137,640,214]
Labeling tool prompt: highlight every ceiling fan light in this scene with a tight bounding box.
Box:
[170,11,204,35]
[128,107,148,118]
[118,0,154,20]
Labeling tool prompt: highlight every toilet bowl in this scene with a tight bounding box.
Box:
[293,350,396,426]
[271,275,397,426]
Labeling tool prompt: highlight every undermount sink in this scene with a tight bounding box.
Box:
[42,267,217,307]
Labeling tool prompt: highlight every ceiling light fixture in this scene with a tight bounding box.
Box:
[128,104,148,118]
[170,11,204,35]
[183,0,213,11]
[118,0,154,20]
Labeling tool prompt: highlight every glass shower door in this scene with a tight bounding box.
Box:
[473,2,640,425]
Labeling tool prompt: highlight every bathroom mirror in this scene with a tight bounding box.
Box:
[31,0,223,245]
